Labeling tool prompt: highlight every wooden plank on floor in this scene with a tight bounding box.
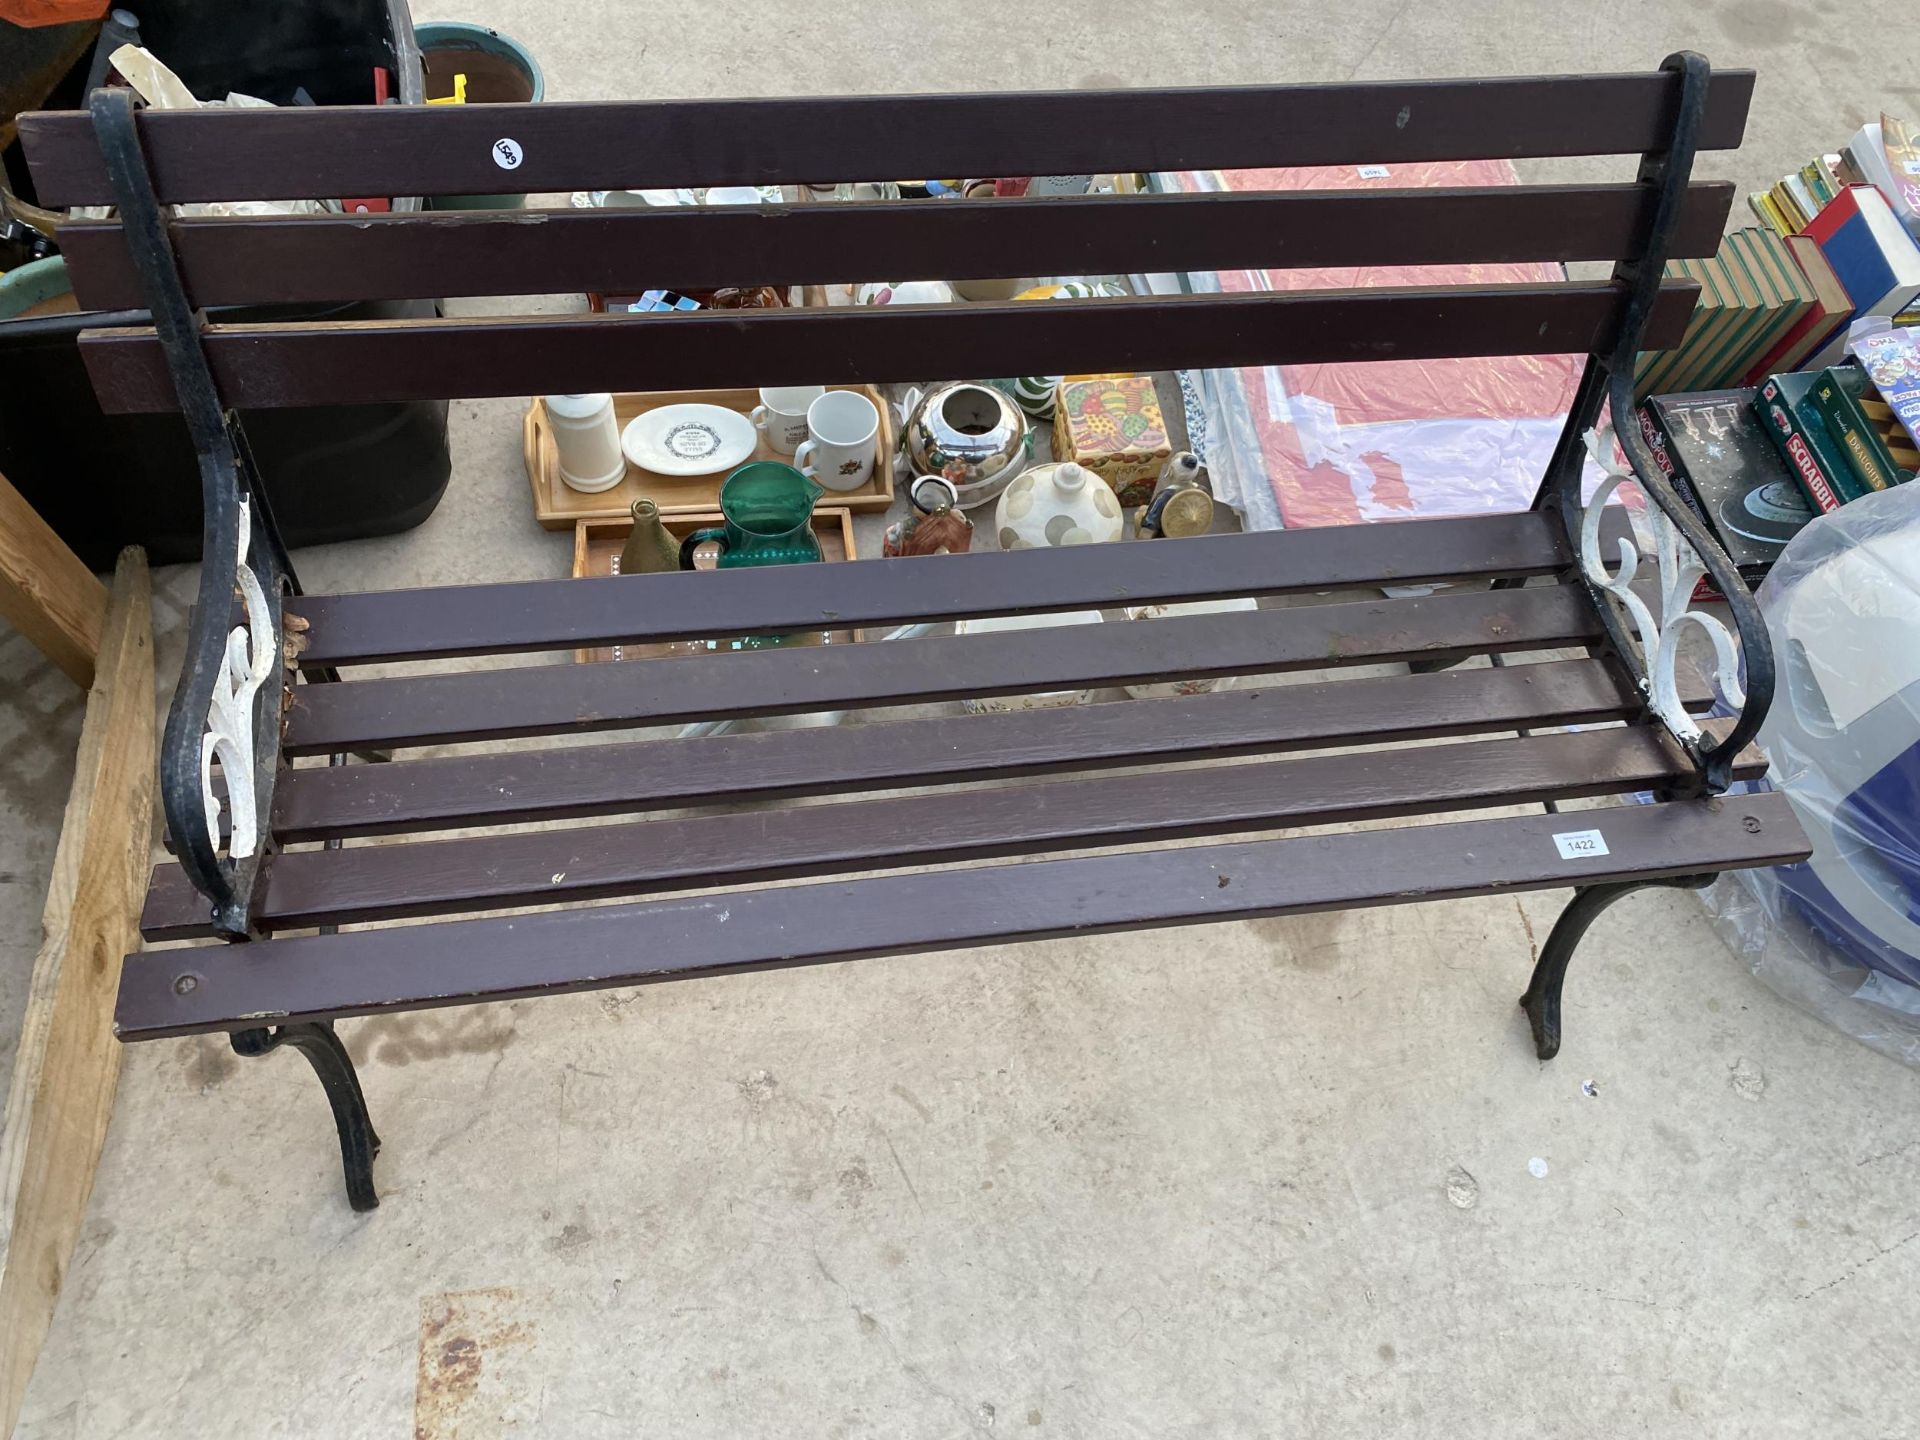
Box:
[0,551,154,1438]
[0,472,107,689]
[118,791,1806,1040]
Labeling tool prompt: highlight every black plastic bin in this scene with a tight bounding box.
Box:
[0,0,452,569]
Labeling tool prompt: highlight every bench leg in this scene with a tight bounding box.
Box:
[1519,875,1713,1061]
[231,1021,381,1211]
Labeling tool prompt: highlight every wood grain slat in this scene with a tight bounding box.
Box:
[57,182,1737,310]
[291,511,1601,667]
[141,722,1766,939]
[280,583,1609,756]
[119,791,1804,1039]
[267,657,1663,842]
[74,282,1699,413]
[22,70,1755,207]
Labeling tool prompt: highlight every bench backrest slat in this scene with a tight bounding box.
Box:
[21,72,1754,206]
[18,65,1748,416]
[56,182,1736,311]
[76,282,1699,412]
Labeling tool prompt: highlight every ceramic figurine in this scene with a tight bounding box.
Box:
[993,461,1124,550]
[617,497,681,575]
[900,382,1031,509]
[1134,452,1215,538]
[883,476,974,557]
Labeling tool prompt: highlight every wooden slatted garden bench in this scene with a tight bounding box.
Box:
[21,52,1811,1212]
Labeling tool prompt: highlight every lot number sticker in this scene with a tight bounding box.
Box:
[1553,829,1610,860]
[492,137,524,170]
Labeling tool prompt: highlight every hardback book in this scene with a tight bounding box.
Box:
[1635,259,1733,400]
[1747,234,1854,380]
[1802,185,1920,365]
[1808,364,1910,491]
[1755,371,1858,511]
[1642,390,1814,582]
[1723,228,1815,380]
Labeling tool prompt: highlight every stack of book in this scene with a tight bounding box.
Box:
[1750,155,1848,236]
[1633,229,1815,401]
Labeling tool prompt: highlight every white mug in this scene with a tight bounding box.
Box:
[749,384,824,455]
[794,390,879,492]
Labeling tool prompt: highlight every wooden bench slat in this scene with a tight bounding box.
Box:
[292,512,1608,667]
[120,790,1803,1039]
[142,722,1765,939]
[22,71,1756,208]
[57,182,1736,311]
[282,583,1609,756]
[76,282,1698,413]
[267,657,1663,843]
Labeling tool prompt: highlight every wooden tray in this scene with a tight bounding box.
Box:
[570,507,860,663]
[526,384,895,528]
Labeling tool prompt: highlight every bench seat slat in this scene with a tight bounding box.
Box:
[120,791,1803,1039]
[282,583,1608,755]
[267,657,1665,842]
[56,183,1737,311]
[292,512,1608,667]
[21,71,1756,208]
[77,282,1698,413]
[141,722,1762,939]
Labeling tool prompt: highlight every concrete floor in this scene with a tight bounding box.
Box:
[7,2,1920,1435]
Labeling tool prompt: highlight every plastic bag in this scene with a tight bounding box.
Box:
[1701,479,1920,1067]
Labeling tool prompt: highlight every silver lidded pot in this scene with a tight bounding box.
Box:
[900,382,1031,509]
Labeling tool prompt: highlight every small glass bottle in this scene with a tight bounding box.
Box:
[618,498,681,576]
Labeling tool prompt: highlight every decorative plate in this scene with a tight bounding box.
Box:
[620,404,758,476]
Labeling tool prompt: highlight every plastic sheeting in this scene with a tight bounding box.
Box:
[1159,163,1602,531]
[1702,479,1920,1068]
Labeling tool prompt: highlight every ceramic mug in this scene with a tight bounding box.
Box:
[794,389,879,492]
[749,384,824,455]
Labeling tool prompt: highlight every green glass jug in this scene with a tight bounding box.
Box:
[678,462,826,570]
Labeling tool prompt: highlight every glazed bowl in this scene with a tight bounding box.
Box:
[902,382,1030,509]
[955,611,1101,712]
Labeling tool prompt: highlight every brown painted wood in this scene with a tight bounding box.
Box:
[75,282,1699,413]
[141,722,1766,939]
[267,657,1668,842]
[58,182,1737,310]
[291,511,1604,667]
[281,583,1608,756]
[119,790,1803,1039]
[22,70,1755,208]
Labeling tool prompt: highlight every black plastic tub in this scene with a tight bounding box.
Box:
[0,0,451,568]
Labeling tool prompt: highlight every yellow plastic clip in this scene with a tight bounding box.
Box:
[428,73,468,105]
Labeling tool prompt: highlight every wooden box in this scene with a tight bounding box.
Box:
[525,384,895,528]
[570,507,860,663]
